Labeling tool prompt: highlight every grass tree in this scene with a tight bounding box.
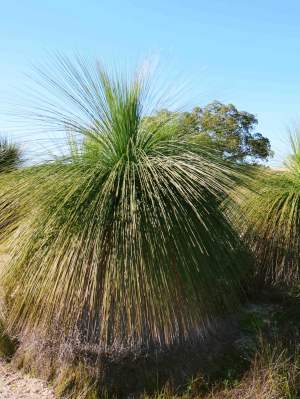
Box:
[0,137,21,357]
[234,132,300,286]
[0,57,248,353]
[0,137,21,233]
[0,137,21,173]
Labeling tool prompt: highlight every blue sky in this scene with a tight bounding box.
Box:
[1,0,300,165]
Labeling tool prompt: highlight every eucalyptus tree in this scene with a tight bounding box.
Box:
[146,102,272,164]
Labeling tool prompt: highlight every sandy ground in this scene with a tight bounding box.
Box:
[0,361,56,399]
[0,253,56,398]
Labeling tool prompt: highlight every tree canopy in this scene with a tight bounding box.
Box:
[147,101,272,163]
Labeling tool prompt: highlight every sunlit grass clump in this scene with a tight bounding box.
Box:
[0,57,248,353]
[235,133,300,285]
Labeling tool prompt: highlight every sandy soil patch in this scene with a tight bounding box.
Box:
[0,361,56,399]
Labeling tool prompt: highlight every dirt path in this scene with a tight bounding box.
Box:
[0,361,56,399]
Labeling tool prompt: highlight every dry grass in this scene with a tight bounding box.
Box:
[142,341,300,399]
[210,344,300,399]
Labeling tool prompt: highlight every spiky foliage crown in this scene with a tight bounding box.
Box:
[0,58,247,352]
[234,133,300,285]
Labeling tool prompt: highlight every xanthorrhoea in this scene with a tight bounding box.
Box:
[0,57,248,352]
